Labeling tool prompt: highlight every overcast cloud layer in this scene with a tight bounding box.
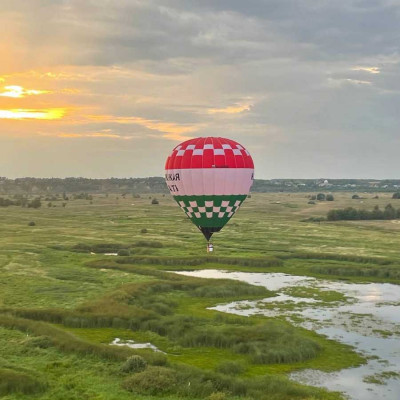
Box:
[0,0,399,178]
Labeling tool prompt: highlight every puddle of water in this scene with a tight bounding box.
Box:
[104,253,118,256]
[110,338,164,353]
[175,270,400,400]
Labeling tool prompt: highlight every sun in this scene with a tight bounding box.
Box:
[0,108,66,120]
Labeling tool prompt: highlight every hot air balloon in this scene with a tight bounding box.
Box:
[165,137,254,243]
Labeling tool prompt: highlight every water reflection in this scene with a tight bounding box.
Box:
[175,270,400,400]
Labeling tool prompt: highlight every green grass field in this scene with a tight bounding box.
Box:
[1,192,399,399]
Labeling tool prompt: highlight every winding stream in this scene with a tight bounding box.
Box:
[175,270,400,400]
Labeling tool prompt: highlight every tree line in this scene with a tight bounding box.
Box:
[327,204,400,221]
[0,196,41,208]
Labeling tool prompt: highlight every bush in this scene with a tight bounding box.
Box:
[140,228,148,234]
[117,249,130,256]
[316,193,325,201]
[393,192,400,199]
[151,198,159,205]
[123,366,177,395]
[216,361,245,375]
[28,221,36,226]
[23,335,53,349]
[326,194,334,201]
[327,204,400,221]
[120,355,147,374]
[27,198,41,208]
[352,194,360,199]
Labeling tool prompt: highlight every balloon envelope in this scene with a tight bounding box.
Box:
[165,137,254,240]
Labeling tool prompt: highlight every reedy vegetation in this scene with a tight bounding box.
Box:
[1,192,399,399]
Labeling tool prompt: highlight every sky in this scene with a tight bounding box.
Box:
[0,0,399,179]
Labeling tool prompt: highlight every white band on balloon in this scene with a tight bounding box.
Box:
[165,168,254,196]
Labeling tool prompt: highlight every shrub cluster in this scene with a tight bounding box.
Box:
[120,355,147,373]
[327,204,400,221]
[309,193,334,201]
[73,193,93,200]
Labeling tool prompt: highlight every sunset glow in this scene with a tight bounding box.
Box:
[0,85,50,98]
[0,108,66,120]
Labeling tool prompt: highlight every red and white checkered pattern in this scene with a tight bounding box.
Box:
[165,137,254,169]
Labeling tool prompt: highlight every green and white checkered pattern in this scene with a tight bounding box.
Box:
[173,194,247,228]
[178,199,241,219]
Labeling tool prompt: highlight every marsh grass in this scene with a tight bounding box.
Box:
[0,368,47,395]
[282,251,395,265]
[115,255,283,268]
[216,360,246,375]
[0,314,167,365]
[310,265,400,279]
[123,363,338,400]
[2,271,319,366]
[1,192,392,399]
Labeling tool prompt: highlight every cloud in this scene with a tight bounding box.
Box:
[86,114,201,140]
[208,104,251,114]
[351,66,380,74]
[57,132,135,139]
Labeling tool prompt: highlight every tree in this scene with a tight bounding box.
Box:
[326,194,334,201]
[28,198,41,209]
[372,205,384,219]
[316,193,326,201]
[384,204,396,219]
[392,192,400,199]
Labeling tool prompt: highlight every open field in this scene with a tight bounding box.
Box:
[1,192,400,399]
